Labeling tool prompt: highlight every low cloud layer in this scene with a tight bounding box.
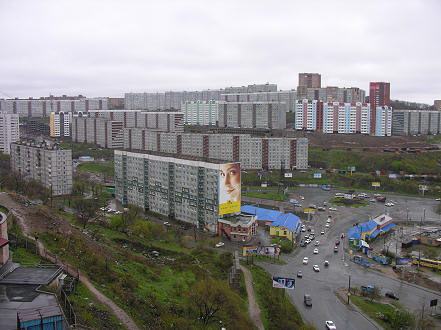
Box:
[1,0,440,103]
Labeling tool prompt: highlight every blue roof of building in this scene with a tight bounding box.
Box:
[369,229,381,239]
[361,220,378,232]
[241,205,281,221]
[381,223,395,232]
[348,226,361,240]
[269,213,301,233]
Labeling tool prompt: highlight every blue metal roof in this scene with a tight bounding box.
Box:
[369,229,381,239]
[348,226,361,240]
[241,205,281,221]
[381,223,395,232]
[270,213,301,232]
[361,220,378,232]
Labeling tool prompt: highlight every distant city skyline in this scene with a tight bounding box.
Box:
[1,0,440,104]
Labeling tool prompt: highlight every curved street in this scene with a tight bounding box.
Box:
[246,187,441,329]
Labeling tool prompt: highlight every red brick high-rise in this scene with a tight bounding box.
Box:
[298,73,321,99]
[369,82,390,134]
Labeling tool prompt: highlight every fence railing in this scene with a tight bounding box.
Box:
[58,287,77,327]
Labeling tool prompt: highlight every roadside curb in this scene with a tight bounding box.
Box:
[334,289,382,330]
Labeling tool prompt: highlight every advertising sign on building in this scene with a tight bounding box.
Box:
[304,208,315,214]
[313,173,322,179]
[348,166,356,171]
[284,172,293,178]
[262,246,281,256]
[419,185,428,191]
[272,276,295,289]
[219,163,241,215]
[242,246,259,256]
[372,182,381,187]
[396,258,413,266]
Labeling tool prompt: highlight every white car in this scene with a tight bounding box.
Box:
[326,219,331,223]
[313,264,320,272]
[325,223,330,228]
[303,257,309,265]
[163,221,171,227]
[314,241,320,246]
[436,198,441,201]
[313,248,319,254]
[321,230,325,235]
[302,228,306,232]
[300,196,305,200]
[329,207,337,211]
[326,320,336,329]
[385,202,394,207]
[305,239,311,244]
[215,242,225,248]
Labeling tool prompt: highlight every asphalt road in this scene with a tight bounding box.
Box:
[251,187,441,330]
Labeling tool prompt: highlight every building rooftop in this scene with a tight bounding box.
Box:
[11,140,69,151]
[117,148,228,164]
[269,213,301,233]
[372,214,392,227]
[418,230,441,239]
[241,205,281,221]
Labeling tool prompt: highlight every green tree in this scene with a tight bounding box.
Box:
[72,198,99,228]
[186,277,248,329]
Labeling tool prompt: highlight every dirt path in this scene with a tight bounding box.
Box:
[240,265,264,330]
[0,192,140,330]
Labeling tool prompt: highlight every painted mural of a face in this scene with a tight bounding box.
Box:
[219,163,241,203]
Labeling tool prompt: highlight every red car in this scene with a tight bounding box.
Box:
[335,240,340,246]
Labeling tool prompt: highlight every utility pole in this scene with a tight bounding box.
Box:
[347,275,351,304]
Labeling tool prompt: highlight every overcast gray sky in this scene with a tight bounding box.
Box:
[1,0,440,103]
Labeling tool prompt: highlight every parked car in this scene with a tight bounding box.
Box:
[385,292,399,300]
[325,223,330,228]
[326,219,331,223]
[324,260,329,267]
[321,230,325,235]
[313,265,320,272]
[304,294,312,307]
[317,206,325,211]
[334,246,339,253]
[326,320,337,330]
[297,270,303,278]
[300,241,307,247]
[329,207,337,211]
[215,242,225,248]
[303,257,309,265]
[313,248,319,254]
[163,221,171,227]
[314,241,320,246]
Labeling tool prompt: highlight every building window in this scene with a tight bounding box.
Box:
[284,231,287,235]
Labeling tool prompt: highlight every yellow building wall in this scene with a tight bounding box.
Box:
[270,226,294,241]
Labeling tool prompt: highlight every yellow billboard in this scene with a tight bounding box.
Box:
[372,182,381,187]
[219,163,241,215]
